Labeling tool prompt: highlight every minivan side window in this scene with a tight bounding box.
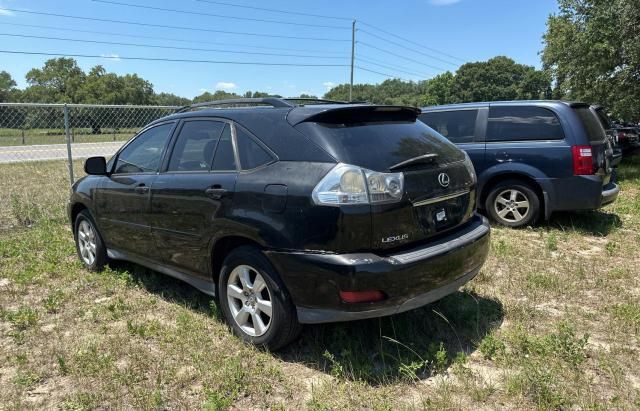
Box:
[114,123,174,174]
[167,120,225,172]
[420,110,478,144]
[211,124,237,171]
[236,126,274,170]
[487,106,564,142]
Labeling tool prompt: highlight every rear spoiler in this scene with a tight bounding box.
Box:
[287,105,421,126]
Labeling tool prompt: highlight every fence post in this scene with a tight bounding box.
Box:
[64,104,75,188]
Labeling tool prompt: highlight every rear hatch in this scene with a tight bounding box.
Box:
[573,105,613,183]
[293,105,477,251]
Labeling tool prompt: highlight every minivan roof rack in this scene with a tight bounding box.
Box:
[177,97,366,113]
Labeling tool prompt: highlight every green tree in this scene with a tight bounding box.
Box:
[192,90,241,103]
[542,0,640,121]
[154,92,191,106]
[23,58,86,103]
[452,56,549,102]
[423,72,455,106]
[0,71,17,102]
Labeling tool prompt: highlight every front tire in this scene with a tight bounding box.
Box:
[219,246,301,351]
[485,180,540,227]
[74,210,108,271]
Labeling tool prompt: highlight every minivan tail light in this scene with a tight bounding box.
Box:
[572,145,594,175]
[312,163,404,206]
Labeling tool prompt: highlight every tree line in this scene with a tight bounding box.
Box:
[0,55,550,107]
[1,0,637,121]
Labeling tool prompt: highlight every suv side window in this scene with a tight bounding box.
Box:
[211,124,237,171]
[167,120,225,172]
[420,110,478,144]
[236,126,275,170]
[487,106,564,142]
[114,123,174,174]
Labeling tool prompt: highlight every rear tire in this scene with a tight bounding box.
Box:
[485,180,540,227]
[74,210,108,271]
[218,246,301,351]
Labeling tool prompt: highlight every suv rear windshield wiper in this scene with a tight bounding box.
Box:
[388,154,438,171]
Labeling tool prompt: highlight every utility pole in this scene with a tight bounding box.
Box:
[350,19,356,102]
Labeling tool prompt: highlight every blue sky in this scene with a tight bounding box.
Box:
[0,0,558,99]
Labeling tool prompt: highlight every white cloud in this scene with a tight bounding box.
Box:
[323,81,336,90]
[429,0,461,5]
[215,82,237,91]
[100,53,121,61]
[0,8,14,16]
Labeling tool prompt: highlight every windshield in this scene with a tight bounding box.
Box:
[296,120,464,172]
[574,107,606,144]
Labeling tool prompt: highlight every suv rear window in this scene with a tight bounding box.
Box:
[419,110,478,144]
[574,107,606,143]
[296,120,464,171]
[487,106,564,142]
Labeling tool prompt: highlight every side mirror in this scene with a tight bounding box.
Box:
[84,156,107,175]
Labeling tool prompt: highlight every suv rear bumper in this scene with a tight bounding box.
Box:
[266,215,490,324]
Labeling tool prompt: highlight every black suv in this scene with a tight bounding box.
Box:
[69,98,490,349]
[420,101,619,227]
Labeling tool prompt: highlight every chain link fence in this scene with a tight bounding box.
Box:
[0,103,179,183]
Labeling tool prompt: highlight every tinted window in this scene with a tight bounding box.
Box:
[487,106,564,142]
[419,110,478,144]
[236,127,274,170]
[296,120,464,171]
[575,107,606,143]
[114,123,173,174]
[593,108,612,129]
[168,120,225,172]
[212,125,236,171]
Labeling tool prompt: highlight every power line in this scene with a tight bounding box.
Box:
[359,29,459,66]
[91,0,349,30]
[0,33,349,60]
[356,53,437,75]
[356,65,417,81]
[194,0,352,21]
[0,50,351,67]
[358,41,449,72]
[0,8,350,42]
[0,22,346,55]
[356,55,430,78]
[359,20,466,63]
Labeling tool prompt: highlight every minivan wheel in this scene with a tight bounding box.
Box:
[74,210,108,271]
[218,246,301,350]
[485,180,540,227]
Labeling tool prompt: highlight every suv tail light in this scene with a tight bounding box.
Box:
[312,163,404,206]
[572,145,594,175]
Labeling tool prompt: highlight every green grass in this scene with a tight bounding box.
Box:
[1,155,639,409]
[0,127,138,146]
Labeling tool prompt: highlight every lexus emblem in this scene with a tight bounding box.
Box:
[438,173,450,188]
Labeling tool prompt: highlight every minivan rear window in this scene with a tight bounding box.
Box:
[296,120,464,172]
[419,110,478,144]
[574,107,607,143]
[487,106,564,142]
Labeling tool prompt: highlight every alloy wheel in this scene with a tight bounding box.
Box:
[77,220,97,266]
[226,264,273,337]
[494,189,530,223]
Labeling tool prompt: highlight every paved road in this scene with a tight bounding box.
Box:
[0,141,124,164]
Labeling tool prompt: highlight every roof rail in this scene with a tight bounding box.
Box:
[177,97,294,113]
[282,98,355,105]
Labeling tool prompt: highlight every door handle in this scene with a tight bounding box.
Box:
[134,184,149,194]
[205,187,227,200]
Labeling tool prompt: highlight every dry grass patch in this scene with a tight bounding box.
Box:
[1,156,640,409]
